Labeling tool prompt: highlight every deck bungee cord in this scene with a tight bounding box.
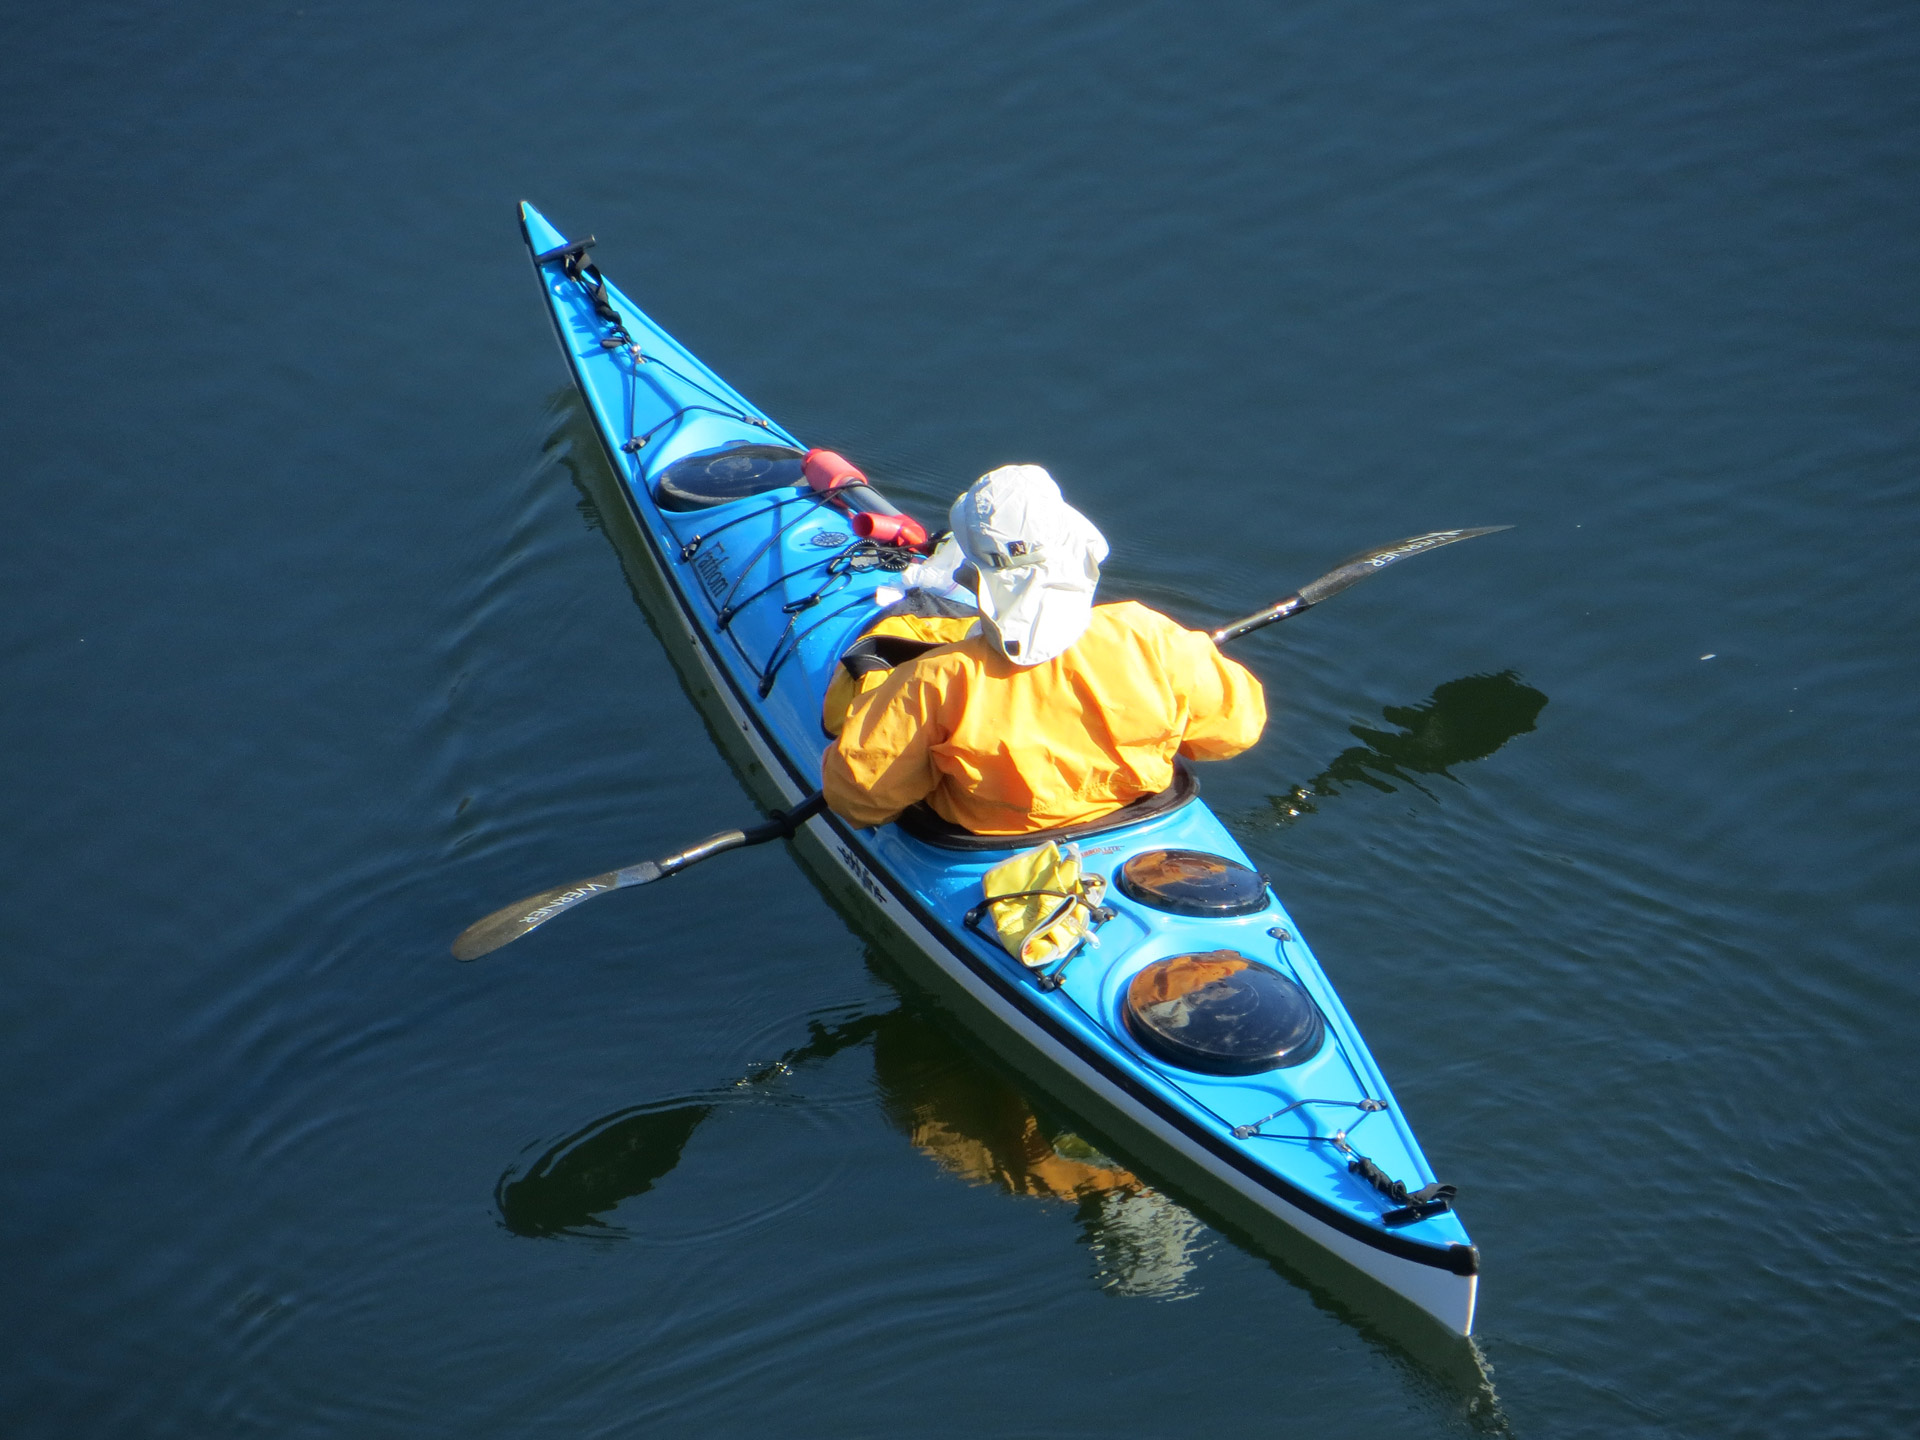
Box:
[755,593,887,701]
[624,393,786,458]
[1232,1094,1387,1139]
[717,529,912,633]
[536,233,801,462]
[538,229,964,706]
[1027,913,1458,1229]
[618,435,930,697]
[683,496,926,695]
[589,363,936,696]
[750,542,922,698]
[676,490,824,562]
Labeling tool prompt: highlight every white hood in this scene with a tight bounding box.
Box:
[949,465,1108,666]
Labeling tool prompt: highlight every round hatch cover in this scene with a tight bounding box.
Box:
[1123,951,1325,1075]
[655,444,805,511]
[1116,849,1267,917]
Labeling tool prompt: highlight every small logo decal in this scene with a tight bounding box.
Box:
[523,882,607,925]
[692,542,730,601]
[837,844,889,906]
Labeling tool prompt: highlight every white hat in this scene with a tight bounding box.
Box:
[950,465,1108,666]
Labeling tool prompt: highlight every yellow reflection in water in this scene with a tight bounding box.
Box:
[498,1002,1210,1297]
[875,1004,1211,1299]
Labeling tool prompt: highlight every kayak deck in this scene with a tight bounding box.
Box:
[517,201,1478,1334]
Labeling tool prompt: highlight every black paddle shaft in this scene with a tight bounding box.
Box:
[450,794,825,960]
[656,793,828,874]
[1209,527,1510,645]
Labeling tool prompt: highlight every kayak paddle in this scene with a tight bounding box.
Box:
[451,523,1507,959]
[1208,526,1510,644]
[451,795,825,961]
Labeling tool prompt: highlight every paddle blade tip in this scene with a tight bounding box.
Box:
[450,910,529,962]
[449,865,650,961]
[448,887,594,962]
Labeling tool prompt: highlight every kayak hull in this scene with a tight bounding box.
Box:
[516,202,1478,1336]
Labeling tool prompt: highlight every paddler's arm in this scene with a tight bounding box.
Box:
[1170,623,1268,761]
[821,661,949,828]
[903,533,979,599]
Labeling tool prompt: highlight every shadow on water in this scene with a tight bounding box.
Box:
[494,1010,882,1240]
[495,1101,714,1239]
[495,1004,1201,1298]
[544,386,613,532]
[1263,672,1547,824]
[495,977,1508,1430]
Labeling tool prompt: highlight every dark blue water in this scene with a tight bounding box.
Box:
[5,3,1917,1434]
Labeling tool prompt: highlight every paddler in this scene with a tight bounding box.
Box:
[821,465,1267,836]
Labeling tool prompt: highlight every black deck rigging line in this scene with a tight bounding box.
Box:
[961,889,1117,992]
[677,490,823,562]
[949,852,1460,1239]
[750,569,857,694]
[757,595,885,702]
[630,351,790,438]
[539,244,798,459]
[540,248,902,672]
[721,536,910,632]
[706,526,871,695]
[714,494,854,624]
[1268,928,1381,1105]
[746,541,918,695]
[1039,964,1399,1175]
[718,540,845,631]
[787,593,883,654]
[612,338,793,460]
[1233,1096,1386,1141]
[962,891,1115,933]
[690,500,858,686]
[624,402,784,460]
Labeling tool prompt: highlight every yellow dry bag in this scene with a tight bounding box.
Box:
[971,841,1111,970]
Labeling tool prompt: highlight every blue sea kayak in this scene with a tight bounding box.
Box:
[516,201,1479,1334]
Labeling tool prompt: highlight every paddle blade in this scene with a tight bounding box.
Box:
[451,862,662,961]
[1296,526,1511,608]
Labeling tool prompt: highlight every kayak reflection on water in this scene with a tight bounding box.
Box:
[496,1004,1209,1299]
[1265,670,1547,822]
[868,999,1210,1299]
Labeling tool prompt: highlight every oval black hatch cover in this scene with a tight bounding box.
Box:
[1115,850,1267,917]
[655,444,805,511]
[1123,951,1325,1075]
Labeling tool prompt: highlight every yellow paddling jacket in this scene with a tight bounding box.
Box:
[821,601,1267,835]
